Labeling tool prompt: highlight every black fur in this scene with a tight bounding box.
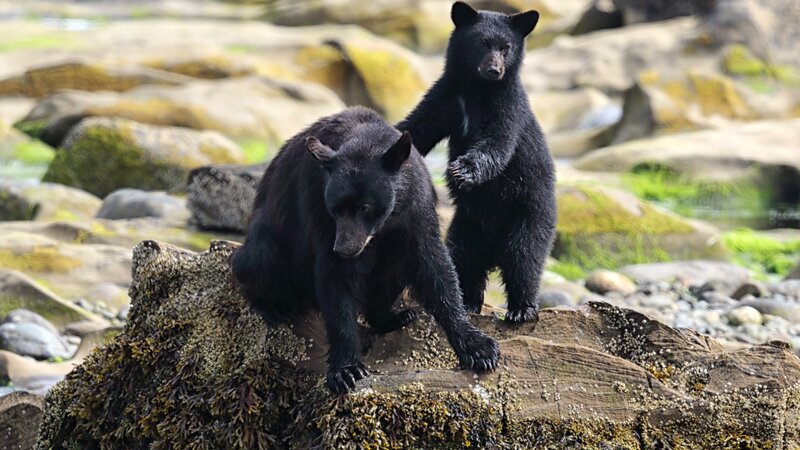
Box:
[398,2,557,324]
[232,107,499,394]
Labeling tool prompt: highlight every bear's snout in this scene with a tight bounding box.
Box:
[478,52,505,81]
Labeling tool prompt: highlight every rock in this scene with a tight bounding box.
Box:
[612,0,717,25]
[521,17,700,93]
[639,293,675,309]
[726,305,763,326]
[0,323,70,360]
[730,281,768,300]
[0,59,191,98]
[739,299,800,323]
[84,283,129,312]
[42,117,246,197]
[574,120,800,186]
[774,280,800,298]
[1,309,59,335]
[62,320,114,338]
[553,185,727,270]
[621,261,751,295]
[0,180,101,222]
[0,231,132,304]
[33,240,800,448]
[584,269,637,295]
[788,263,800,280]
[0,392,44,450]
[16,76,345,147]
[529,87,620,133]
[186,163,265,232]
[0,270,100,327]
[96,188,190,223]
[536,289,576,308]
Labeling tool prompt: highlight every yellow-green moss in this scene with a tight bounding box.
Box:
[0,246,82,273]
[1,63,144,97]
[145,56,252,79]
[0,34,80,53]
[8,140,55,165]
[688,72,753,119]
[13,119,48,140]
[85,98,218,131]
[723,228,800,279]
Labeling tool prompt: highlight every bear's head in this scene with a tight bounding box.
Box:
[305,128,412,258]
[447,1,539,82]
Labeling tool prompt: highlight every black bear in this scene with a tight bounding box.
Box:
[232,107,499,394]
[398,2,556,324]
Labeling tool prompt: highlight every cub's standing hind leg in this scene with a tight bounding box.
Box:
[499,216,553,324]
[446,210,495,313]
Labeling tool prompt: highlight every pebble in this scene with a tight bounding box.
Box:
[731,281,767,300]
[585,269,637,295]
[727,306,763,326]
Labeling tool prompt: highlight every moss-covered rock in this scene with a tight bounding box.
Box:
[0,60,190,98]
[0,270,100,327]
[42,117,245,197]
[34,240,800,449]
[554,185,726,271]
[0,181,101,222]
[295,40,426,122]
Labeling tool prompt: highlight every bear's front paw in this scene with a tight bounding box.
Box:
[504,305,539,325]
[326,362,370,394]
[455,330,500,372]
[449,156,480,190]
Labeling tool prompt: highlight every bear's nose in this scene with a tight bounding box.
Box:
[487,67,502,78]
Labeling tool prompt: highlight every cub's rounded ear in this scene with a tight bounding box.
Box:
[452,1,478,28]
[510,10,540,37]
[305,136,336,165]
[382,131,412,172]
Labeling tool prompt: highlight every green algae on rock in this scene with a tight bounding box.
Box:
[42,117,246,197]
[34,240,800,449]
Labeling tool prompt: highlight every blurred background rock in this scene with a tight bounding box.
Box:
[0,0,799,421]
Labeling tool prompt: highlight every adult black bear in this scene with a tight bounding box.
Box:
[398,2,556,324]
[232,107,499,394]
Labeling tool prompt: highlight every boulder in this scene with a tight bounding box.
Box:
[15,76,345,147]
[96,188,190,223]
[34,240,800,448]
[186,163,265,232]
[0,181,101,222]
[0,322,71,361]
[0,60,191,98]
[1,309,59,336]
[584,269,637,295]
[0,392,44,450]
[553,185,727,270]
[42,117,246,197]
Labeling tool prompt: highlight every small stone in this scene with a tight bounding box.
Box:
[731,282,768,300]
[640,294,674,309]
[739,299,800,323]
[537,290,576,308]
[727,306,763,326]
[585,270,636,295]
[703,292,736,307]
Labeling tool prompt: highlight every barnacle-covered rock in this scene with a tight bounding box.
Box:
[35,240,800,449]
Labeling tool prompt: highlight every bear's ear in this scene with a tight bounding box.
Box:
[452,1,478,28]
[382,131,412,172]
[510,10,539,36]
[305,136,336,166]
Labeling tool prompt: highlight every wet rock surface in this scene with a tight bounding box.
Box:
[33,241,800,449]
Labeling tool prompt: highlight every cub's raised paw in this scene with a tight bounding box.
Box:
[448,156,480,190]
[456,330,500,372]
[326,362,369,394]
[504,305,539,325]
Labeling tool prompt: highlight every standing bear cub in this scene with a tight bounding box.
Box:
[398,2,557,324]
[232,107,499,394]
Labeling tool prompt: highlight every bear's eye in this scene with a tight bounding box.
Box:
[501,43,511,54]
[358,204,373,214]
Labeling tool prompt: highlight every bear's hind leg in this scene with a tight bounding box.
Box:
[499,218,551,324]
[447,211,494,313]
[364,280,417,334]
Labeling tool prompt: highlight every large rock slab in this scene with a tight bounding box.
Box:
[42,117,246,197]
[33,240,800,448]
[0,59,191,98]
[15,76,345,146]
